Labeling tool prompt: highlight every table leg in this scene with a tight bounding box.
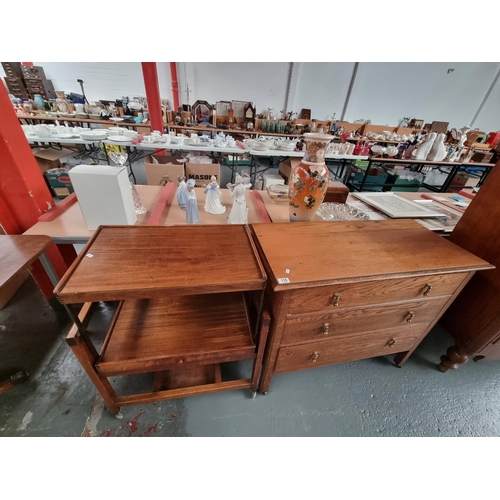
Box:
[39,252,60,287]
[438,344,469,372]
[125,146,137,184]
[0,371,29,395]
[440,164,461,193]
[359,158,372,191]
[67,324,120,414]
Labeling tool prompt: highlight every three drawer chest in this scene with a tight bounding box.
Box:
[251,220,492,393]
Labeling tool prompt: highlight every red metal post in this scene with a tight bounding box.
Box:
[0,83,75,298]
[141,62,164,133]
[170,62,180,111]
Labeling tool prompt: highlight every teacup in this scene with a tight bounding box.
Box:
[228,140,236,148]
[142,135,153,143]
[34,124,51,138]
[176,134,185,145]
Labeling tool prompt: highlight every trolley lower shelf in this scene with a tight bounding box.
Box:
[66,292,270,413]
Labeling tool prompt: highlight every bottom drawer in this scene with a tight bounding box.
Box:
[274,325,424,373]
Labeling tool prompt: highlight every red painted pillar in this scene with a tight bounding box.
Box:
[170,62,180,111]
[0,83,74,298]
[141,62,164,133]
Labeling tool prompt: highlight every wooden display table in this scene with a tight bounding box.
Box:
[250,220,492,393]
[54,225,269,414]
[0,234,55,395]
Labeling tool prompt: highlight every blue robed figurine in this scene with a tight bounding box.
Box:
[185,178,200,224]
[177,176,188,210]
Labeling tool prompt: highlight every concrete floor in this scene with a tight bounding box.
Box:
[1,276,499,437]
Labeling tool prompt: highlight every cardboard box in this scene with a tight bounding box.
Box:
[185,162,221,188]
[45,168,74,198]
[262,173,285,189]
[279,158,302,184]
[69,165,137,230]
[448,172,479,193]
[144,154,185,185]
[32,147,73,175]
[324,181,349,203]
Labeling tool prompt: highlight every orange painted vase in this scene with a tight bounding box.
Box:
[289,133,332,222]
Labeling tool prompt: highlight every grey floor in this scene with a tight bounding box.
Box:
[1,275,499,437]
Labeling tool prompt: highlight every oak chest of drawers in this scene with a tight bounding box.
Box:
[250,220,491,393]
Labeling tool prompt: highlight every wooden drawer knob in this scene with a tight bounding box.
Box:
[322,323,330,335]
[311,351,319,363]
[387,338,396,347]
[406,311,415,323]
[423,283,432,297]
[332,293,340,307]
[176,358,184,364]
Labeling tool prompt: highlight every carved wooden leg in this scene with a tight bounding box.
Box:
[438,345,469,372]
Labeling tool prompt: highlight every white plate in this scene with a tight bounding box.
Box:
[107,136,131,142]
[54,133,76,139]
[80,134,107,141]
[109,117,124,122]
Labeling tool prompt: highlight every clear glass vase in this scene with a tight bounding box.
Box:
[131,184,147,214]
[288,133,332,222]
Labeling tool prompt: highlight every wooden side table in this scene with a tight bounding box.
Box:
[0,234,58,394]
[54,225,269,414]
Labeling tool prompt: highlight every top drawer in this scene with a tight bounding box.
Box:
[288,272,467,314]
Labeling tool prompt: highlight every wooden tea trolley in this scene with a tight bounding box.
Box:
[54,225,269,414]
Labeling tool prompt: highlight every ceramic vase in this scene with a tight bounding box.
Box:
[34,94,45,110]
[288,133,332,222]
[427,133,447,161]
[412,132,436,160]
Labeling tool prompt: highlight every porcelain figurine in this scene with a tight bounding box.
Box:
[177,176,188,210]
[204,175,226,214]
[227,175,249,224]
[185,179,200,224]
[427,133,447,161]
[412,132,437,160]
[458,126,471,148]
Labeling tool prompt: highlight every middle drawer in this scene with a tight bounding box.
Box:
[282,297,449,345]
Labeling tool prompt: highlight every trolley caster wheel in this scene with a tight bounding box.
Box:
[251,391,256,399]
[114,412,123,419]
[263,391,268,395]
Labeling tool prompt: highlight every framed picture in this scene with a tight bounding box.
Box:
[430,121,449,134]
[352,192,446,218]
[300,108,311,120]
[413,119,424,129]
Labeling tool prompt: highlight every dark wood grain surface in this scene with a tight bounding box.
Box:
[55,225,266,303]
[0,234,52,288]
[251,220,492,291]
[438,159,500,369]
[97,292,255,376]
